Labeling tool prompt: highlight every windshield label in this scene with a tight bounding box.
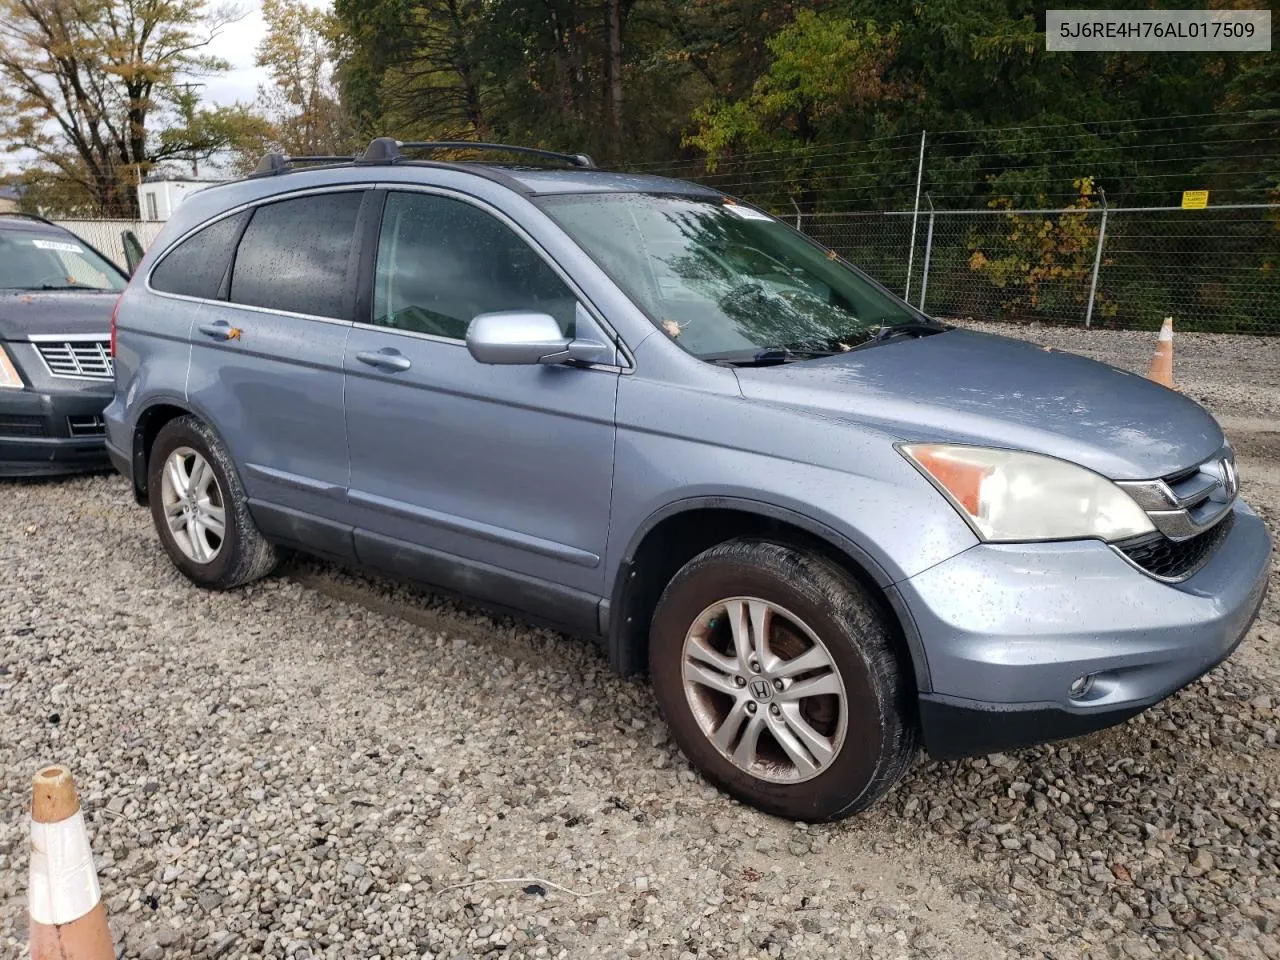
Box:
[722,204,774,222]
[30,238,85,254]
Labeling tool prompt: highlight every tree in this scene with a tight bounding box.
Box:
[0,0,248,216]
[250,0,354,161]
[329,0,804,164]
[333,0,488,142]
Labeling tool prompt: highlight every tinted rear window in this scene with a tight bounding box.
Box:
[150,212,247,299]
[229,192,363,319]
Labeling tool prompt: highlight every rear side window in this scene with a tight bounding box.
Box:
[230,192,363,319]
[150,212,247,299]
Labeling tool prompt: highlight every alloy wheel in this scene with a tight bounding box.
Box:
[681,597,848,784]
[159,446,226,564]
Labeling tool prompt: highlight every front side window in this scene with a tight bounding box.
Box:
[538,193,923,360]
[0,230,125,292]
[230,192,363,319]
[372,191,576,340]
[151,211,248,299]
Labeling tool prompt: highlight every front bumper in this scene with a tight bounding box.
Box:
[895,500,1271,759]
[0,387,113,477]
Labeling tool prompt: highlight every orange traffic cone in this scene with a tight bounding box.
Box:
[1146,317,1175,389]
[28,766,113,960]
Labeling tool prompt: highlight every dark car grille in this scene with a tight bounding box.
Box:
[1119,511,1235,581]
[33,339,114,380]
[67,414,106,436]
[0,414,46,437]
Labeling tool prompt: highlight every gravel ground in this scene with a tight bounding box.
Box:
[2,326,1277,960]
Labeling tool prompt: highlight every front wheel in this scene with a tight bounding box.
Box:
[649,539,916,821]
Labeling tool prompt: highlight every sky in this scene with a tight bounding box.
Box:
[204,0,333,106]
[204,0,286,107]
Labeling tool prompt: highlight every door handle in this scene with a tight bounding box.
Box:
[198,321,240,341]
[355,349,412,372]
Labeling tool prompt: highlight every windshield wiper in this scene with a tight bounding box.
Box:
[704,347,837,367]
[37,283,108,291]
[844,321,946,352]
[875,320,945,339]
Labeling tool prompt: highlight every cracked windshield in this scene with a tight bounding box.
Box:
[540,193,925,362]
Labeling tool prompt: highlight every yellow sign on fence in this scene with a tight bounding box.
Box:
[1181,189,1209,210]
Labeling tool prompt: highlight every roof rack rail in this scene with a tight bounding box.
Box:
[250,152,359,177]
[359,137,596,169]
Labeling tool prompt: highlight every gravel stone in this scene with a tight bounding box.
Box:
[0,326,1277,959]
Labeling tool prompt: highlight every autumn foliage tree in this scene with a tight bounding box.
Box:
[246,0,354,162]
[967,178,1115,320]
[0,0,253,215]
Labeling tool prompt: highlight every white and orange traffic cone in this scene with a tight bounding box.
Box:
[28,765,113,960]
[1146,316,1175,389]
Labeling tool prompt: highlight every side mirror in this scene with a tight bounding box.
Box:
[466,310,611,366]
[121,229,144,276]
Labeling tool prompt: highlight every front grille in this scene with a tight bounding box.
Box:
[67,414,106,436]
[1119,512,1235,581]
[33,338,113,380]
[0,414,46,437]
[1114,448,1239,582]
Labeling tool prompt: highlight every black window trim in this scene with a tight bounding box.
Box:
[360,182,633,371]
[145,185,370,327]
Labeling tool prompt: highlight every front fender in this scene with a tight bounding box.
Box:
[607,494,942,693]
[605,431,977,592]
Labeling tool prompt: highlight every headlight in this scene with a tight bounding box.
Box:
[900,443,1155,543]
[0,347,24,389]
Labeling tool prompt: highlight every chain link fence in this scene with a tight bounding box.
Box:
[806,204,1280,334]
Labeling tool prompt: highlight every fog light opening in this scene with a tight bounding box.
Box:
[1068,674,1096,701]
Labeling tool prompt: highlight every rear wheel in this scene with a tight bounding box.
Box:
[649,539,916,821]
[147,416,278,589]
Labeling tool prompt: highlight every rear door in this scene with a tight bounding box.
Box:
[342,188,620,630]
[185,188,368,558]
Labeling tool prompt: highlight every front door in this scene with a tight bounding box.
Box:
[343,189,618,629]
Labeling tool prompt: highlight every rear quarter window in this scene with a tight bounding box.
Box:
[150,211,248,299]
[229,192,363,319]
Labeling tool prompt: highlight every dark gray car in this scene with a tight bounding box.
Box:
[104,141,1271,821]
[0,214,124,476]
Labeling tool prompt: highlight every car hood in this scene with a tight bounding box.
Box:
[0,289,118,340]
[733,329,1224,480]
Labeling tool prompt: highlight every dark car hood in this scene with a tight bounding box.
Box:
[0,289,117,340]
[733,329,1224,480]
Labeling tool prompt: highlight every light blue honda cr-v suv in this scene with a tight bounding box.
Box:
[105,139,1271,820]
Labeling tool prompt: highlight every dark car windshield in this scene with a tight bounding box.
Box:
[537,192,926,359]
[0,229,126,292]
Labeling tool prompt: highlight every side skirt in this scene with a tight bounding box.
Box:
[248,500,608,644]
[353,529,604,638]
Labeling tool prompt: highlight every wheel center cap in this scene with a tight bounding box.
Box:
[749,678,774,702]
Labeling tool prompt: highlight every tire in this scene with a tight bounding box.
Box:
[146,415,279,590]
[649,539,916,821]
